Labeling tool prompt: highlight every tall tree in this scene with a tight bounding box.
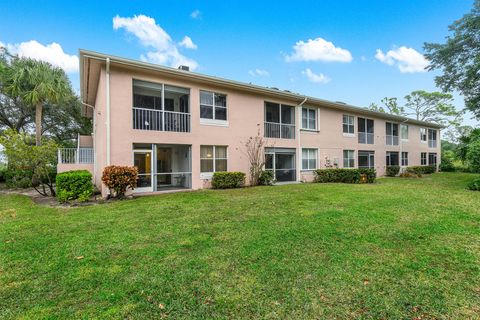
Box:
[367,90,463,127]
[1,55,72,145]
[424,0,480,118]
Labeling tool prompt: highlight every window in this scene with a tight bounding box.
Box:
[358,117,374,144]
[302,107,317,130]
[386,122,399,145]
[343,115,354,134]
[343,150,355,168]
[302,148,317,170]
[386,151,399,166]
[428,153,437,167]
[358,151,375,168]
[421,152,427,165]
[200,91,227,121]
[420,128,427,142]
[428,129,437,148]
[264,102,295,139]
[401,124,409,140]
[401,152,409,166]
[200,146,227,173]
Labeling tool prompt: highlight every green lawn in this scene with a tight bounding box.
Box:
[1,173,479,319]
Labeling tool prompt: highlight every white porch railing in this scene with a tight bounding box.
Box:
[358,132,374,144]
[428,140,437,148]
[264,122,295,139]
[58,148,94,164]
[386,135,399,146]
[133,107,191,132]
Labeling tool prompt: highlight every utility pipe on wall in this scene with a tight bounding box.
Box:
[106,57,111,165]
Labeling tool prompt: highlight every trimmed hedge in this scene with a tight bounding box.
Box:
[406,165,436,175]
[467,178,480,191]
[56,170,93,202]
[385,166,400,177]
[258,170,275,186]
[314,168,376,184]
[212,172,246,189]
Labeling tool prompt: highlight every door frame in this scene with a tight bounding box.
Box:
[133,149,153,192]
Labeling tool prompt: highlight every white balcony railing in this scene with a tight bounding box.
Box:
[358,132,374,144]
[386,135,399,146]
[264,122,295,139]
[133,108,190,132]
[428,140,437,148]
[58,148,94,164]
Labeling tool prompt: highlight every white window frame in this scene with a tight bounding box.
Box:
[358,150,375,169]
[420,128,427,143]
[428,129,437,148]
[343,150,355,168]
[200,90,228,126]
[342,114,355,136]
[301,148,318,171]
[200,145,228,179]
[401,152,409,166]
[301,107,318,131]
[421,152,427,166]
[401,124,409,141]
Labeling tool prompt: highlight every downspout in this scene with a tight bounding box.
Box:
[81,102,96,183]
[106,57,111,166]
[297,97,308,182]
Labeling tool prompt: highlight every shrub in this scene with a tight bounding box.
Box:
[56,170,94,202]
[406,166,435,175]
[399,172,421,178]
[102,166,138,198]
[314,168,376,184]
[439,158,456,172]
[212,172,246,189]
[0,165,7,183]
[466,140,480,173]
[385,166,400,177]
[258,170,275,186]
[5,169,33,188]
[467,178,480,191]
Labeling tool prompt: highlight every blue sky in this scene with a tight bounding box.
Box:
[1,0,477,126]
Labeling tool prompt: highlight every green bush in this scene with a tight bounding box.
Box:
[439,158,456,172]
[385,166,400,177]
[56,170,93,202]
[467,178,480,191]
[258,170,275,186]
[5,169,33,188]
[466,140,480,173]
[314,168,376,184]
[406,166,435,175]
[0,165,6,183]
[212,172,246,189]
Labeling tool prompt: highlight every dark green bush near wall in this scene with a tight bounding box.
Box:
[314,168,376,184]
[406,165,436,175]
[258,170,275,186]
[385,166,400,177]
[467,178,480,191]
[212,172,246,189]
[56,170,94,202]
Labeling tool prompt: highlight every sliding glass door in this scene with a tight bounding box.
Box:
[265,148,296,182]
[133,149,153,192]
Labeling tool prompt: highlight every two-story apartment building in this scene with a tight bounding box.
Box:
[58,50,442,196]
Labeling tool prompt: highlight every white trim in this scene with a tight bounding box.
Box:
[200,90,228,122]
[200,118,229,127]
[301,148,318,171]
[200,145,228,178]
[132,149,154,193]
[343,149,355,168]
[342,114,355,135]
[343,133,356,138]
[301,106,318,131]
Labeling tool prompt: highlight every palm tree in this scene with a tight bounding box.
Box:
[2,57,71,145]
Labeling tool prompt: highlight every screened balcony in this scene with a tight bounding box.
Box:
[132,80,191,133]
[264,102,295,139]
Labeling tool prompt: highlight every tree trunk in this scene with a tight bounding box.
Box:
[35,102,42,146]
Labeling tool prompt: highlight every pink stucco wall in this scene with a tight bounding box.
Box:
[91,64,441,196]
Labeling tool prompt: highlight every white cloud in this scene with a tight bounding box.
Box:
[375,46,428,73]
[190,10,201,19]
[1,40,78,73]
[248,68,269,77]
[302,68,330,84]
[178,36,197,50]
[285,37,352,63]
[113,14,198,70]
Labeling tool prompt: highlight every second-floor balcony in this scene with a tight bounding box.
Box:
[264,122,295,139]
[133,108,191,133]
[386,135,399,146]
[58,148,94,164]
[358,132,374,144]
[428,140,437,148]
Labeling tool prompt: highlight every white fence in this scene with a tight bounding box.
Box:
[264,122,295,139]
[133,108,191,132]
[58,148,94,164]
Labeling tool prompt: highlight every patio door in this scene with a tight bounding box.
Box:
[133,150,153,192]
[265,148,296,182]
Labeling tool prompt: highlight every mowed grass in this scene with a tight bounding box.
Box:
[1,173,480,319]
